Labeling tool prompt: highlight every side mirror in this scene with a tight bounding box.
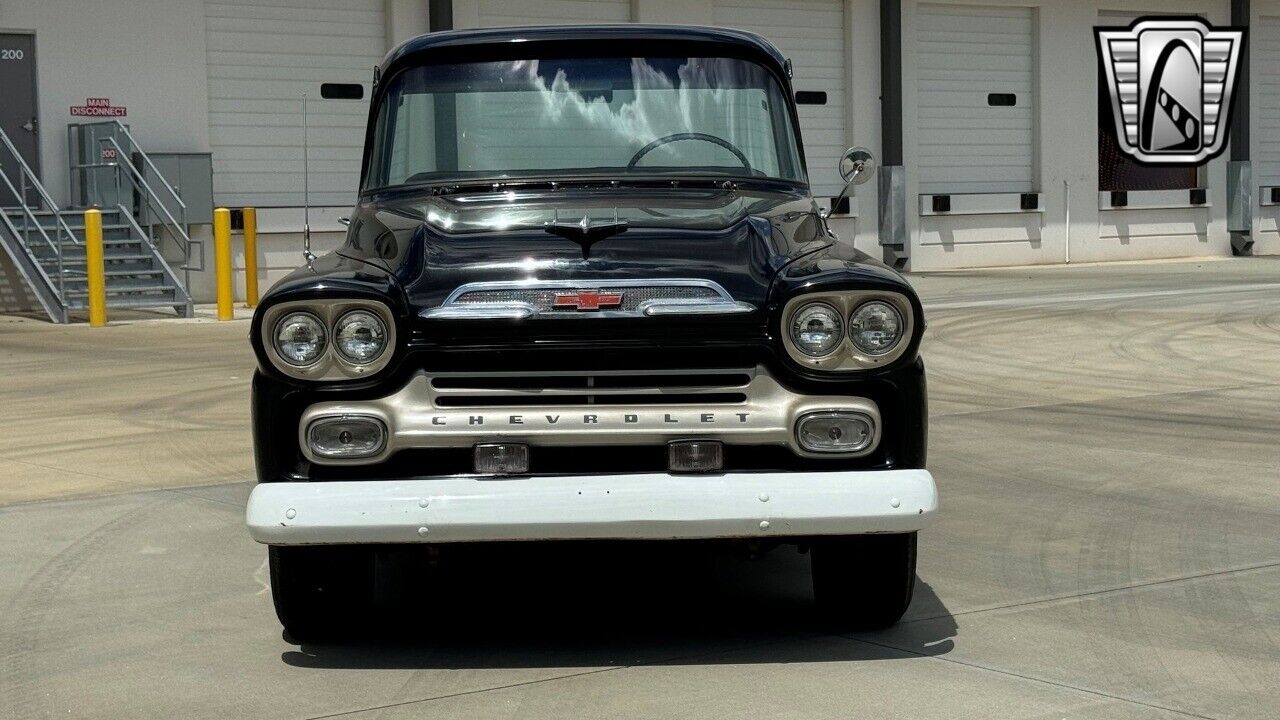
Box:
[824,146,877,218]
[839,146,876,186]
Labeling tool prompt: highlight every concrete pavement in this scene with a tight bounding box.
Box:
[0,257,1277,719]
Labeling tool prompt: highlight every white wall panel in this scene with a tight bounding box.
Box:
[1257,16,1280,188]
[204,0,384,207]
[915,3,1035,195]
[477,0,631,26]
[713,0,848,197]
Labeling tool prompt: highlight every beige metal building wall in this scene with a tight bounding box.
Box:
[476,0,631,26]
[713,0,848,198]
[1255,16,1280,189]
[914,3,1035,195]
[204,0,386,207]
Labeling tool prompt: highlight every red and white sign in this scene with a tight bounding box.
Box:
[100,146,117,161]
[70,97,127,117]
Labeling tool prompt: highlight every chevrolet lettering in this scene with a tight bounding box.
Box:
[246,25,937,641]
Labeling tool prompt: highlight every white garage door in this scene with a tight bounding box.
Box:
[714,0,847,197]
[476,0,631,27]
[1257,16,1280,189]
[915,3,1035,195]
[205,0,385,207]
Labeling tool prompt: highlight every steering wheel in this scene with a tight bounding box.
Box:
[626,132,753,171]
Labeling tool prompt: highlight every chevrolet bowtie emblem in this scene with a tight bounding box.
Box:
[553,289,624,311]
[1096,17,1245,165]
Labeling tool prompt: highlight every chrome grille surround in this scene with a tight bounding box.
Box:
[455,285,719,311]
[299,365,881,465]
[420,278,754,319]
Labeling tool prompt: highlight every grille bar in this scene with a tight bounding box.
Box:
[431,372,752,391]
[429,369,755,407]
[436,393,748,408]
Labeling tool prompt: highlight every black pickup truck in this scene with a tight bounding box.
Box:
[245,24,936,641]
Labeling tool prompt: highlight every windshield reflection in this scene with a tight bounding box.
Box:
[368,55,803,188]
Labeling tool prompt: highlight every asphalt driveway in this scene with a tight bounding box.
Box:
[1,257,1277,719]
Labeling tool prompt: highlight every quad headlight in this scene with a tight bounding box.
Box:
[274,312,327,366]
[334,310,389,364]
[789,302,844,357]
[262,301,396,380]
[781,292,914,370]
[848,301,903,356]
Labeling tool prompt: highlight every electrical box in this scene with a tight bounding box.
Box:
[137,152,214,226]
[68,122,133,209]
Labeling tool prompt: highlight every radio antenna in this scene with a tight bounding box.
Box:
[301,92,315,263]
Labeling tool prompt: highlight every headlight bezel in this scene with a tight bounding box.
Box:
[261,299,397,381]
[780,291,914,371]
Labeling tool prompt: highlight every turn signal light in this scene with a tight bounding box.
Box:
[668,440,724,473]
[307,415,386,459]
[796,411,875,454]
[474,443,529,475]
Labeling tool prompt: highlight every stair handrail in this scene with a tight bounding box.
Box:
[0,127,82,308]
[101,120,188,216]
[0,208,67,322]
[114,203,193,307]
[99,136,202,284]
[0,127,82,251]
[0,185,65,287]
[0,166,58,255]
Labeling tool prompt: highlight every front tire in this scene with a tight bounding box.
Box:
[811,532,917,630]
[268,545,374,642]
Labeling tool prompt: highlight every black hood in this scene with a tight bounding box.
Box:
[341,184,832,316]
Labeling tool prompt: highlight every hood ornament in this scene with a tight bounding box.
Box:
[545,210,627,259]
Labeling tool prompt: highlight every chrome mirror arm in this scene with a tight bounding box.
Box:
[822,181,856,220]
[821,146,877,220]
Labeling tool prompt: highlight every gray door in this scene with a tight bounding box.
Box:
[0,33,40,207]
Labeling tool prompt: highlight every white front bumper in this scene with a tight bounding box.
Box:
[245,470,937,545]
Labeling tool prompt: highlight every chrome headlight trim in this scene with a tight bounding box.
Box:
[260,299,397,381]
[780,291,915,371]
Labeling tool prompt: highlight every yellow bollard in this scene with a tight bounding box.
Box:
[214,207,234,320]
[84,209,107,327]
[242,207,259,308]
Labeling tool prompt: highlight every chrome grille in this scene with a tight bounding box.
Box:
[420,279,755,319]
[428,369,754,407]
[453,285,719,312]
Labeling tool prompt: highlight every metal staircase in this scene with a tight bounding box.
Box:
[0,123,196,323]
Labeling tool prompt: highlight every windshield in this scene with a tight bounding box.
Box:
[366,56,805,189]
